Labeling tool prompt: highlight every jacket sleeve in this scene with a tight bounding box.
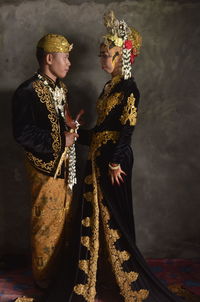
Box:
[12,87,53,154]
[110,89,140,164]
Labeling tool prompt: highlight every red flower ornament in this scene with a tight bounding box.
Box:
[124,40,133,49]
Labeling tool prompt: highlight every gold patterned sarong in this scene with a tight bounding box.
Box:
[26,160,72,288]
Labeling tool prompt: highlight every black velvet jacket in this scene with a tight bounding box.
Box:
[12,73,67,177]
[79,75,140,164]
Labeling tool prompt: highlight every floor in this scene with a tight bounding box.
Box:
[0,258,200,302]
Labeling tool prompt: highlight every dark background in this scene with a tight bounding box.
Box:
[0,0,200,258]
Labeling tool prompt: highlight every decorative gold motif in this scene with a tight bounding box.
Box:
[83,191,94,202]
[103,34,123,47]
[168,284,200,302]
[73,162,100,301]
[120,93,137,126]
[96,74,123,125]
[81,236,90,249]
[103,11,142,55]
[37,33,73,53]
[100,202,149,302]
[78,259,89,275]
[81,217,91,227]
[97,92,123,125]
[73,151,149,301]
[14,297,34,302]
[102,74,122,98]
[26,160,73,284]
[84,174,93,185]
[89,131,119,159]
[26,79,66,174]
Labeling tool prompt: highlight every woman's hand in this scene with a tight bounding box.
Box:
[108,163,126,185]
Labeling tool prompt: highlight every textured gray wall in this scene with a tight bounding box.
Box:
[0,0,200,258]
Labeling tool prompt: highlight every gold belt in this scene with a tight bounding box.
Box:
[89,131,119,159]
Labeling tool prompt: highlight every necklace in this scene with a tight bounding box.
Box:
[37,72,77,189]
[37,73,66,118]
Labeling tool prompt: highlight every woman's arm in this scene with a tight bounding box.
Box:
[110,91,139,164]
[109,90,139,185]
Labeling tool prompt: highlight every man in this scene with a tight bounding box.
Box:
[12,33,79,289]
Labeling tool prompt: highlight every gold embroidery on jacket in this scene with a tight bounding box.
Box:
[96,74,122,125]
[89,131,119,159]
[102,74,122,99]
[96,92,124,125]
[26,80,67,173]
[120,93,137,126]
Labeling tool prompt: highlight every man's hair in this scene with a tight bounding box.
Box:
[36,48,57,66]
[36,47,46,66]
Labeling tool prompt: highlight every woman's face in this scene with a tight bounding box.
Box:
[99,44,122,75]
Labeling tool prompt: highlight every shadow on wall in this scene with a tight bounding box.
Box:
[0,90,31,256]
[66,35,100,128]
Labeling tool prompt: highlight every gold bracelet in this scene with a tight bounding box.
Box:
[108,163,121,170]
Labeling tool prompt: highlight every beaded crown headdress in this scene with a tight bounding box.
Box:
[37,33,73,53]
[102,11,142,79]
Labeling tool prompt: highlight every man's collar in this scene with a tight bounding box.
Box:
[37,71,60,88]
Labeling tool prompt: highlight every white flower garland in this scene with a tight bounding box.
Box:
[118,21,132,80]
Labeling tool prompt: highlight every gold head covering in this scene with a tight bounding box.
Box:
[103,11,142,55]
[37,33,73,53]
[102,11,142,79]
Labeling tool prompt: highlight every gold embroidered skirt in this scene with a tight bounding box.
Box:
[26,161,72,288]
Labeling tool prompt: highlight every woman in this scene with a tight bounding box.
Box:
[69,11,194,302]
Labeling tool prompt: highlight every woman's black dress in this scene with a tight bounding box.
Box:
[44,75,192,302]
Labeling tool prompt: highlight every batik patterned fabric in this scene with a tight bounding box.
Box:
[26,161,72,287]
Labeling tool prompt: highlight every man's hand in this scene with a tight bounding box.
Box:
[64,132,79,147]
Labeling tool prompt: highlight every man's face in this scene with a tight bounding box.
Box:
[99,44,122,74]
[49,52,71,79]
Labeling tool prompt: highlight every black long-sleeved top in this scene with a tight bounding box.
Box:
[12,73,67,177]
[79,75,140,164]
